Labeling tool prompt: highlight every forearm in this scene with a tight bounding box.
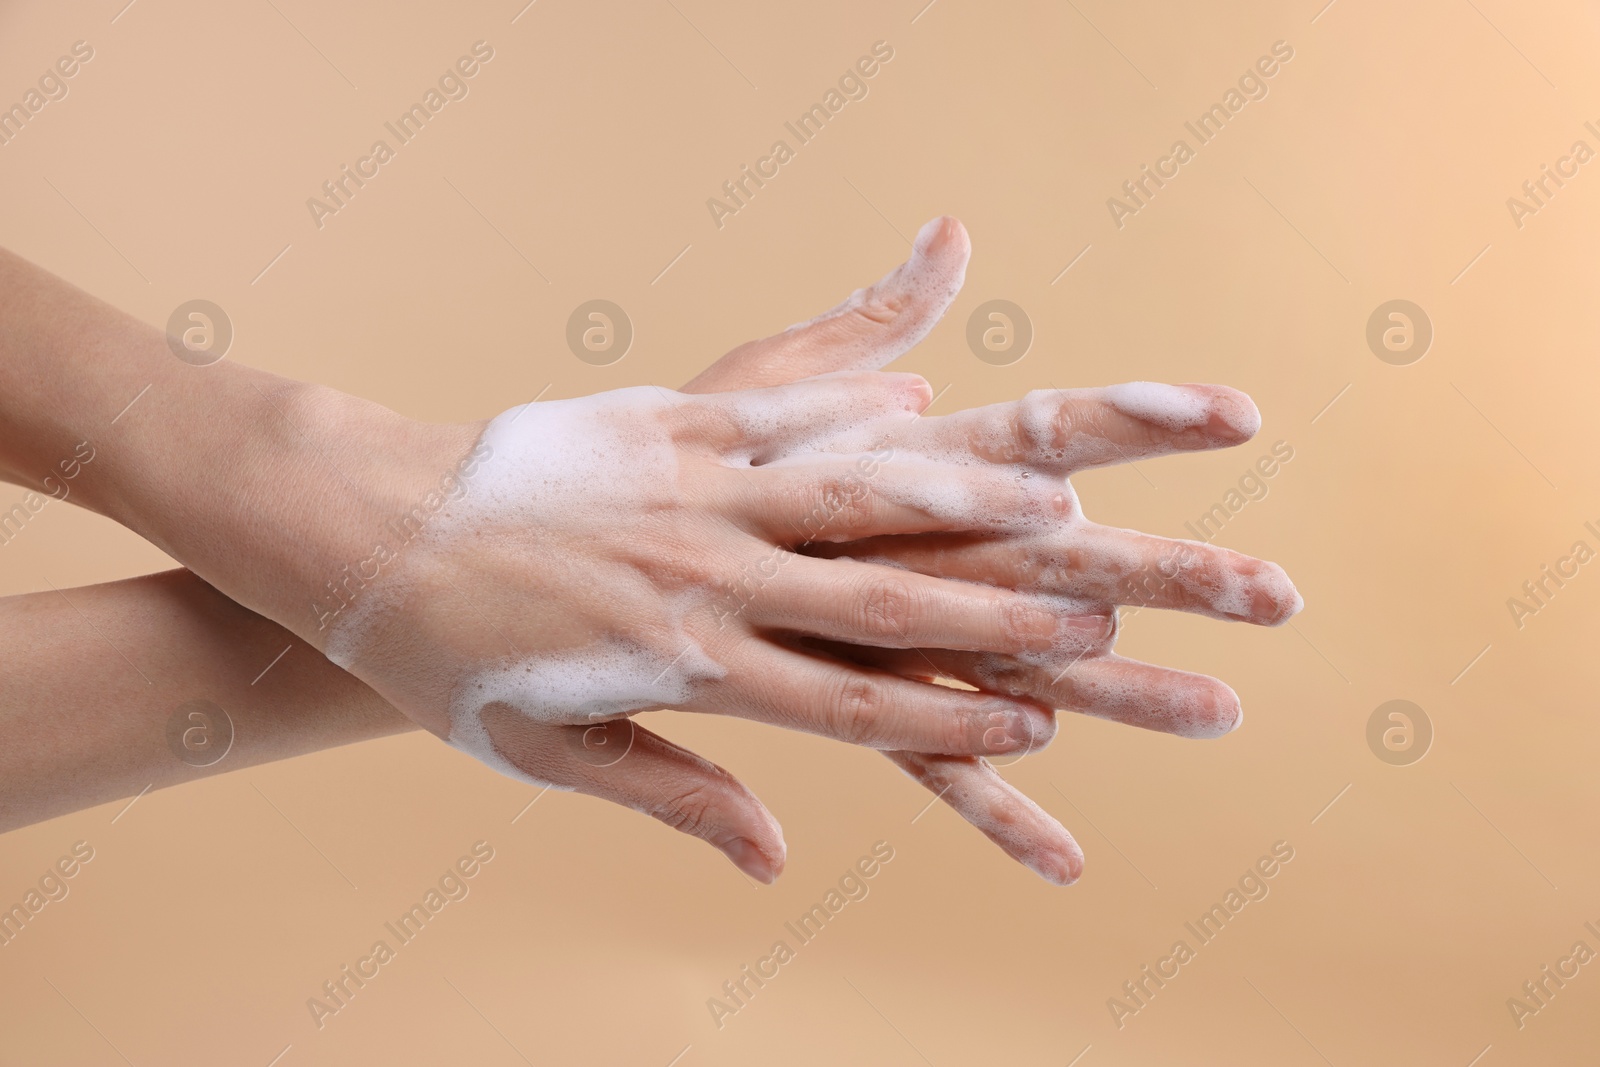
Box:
[0,569,413,833]
[0,247,476,647]
[0,247,282,503]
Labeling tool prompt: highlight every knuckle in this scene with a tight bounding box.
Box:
[828,676,888,746]
[801,475,873,540]
[1019,391,1066,454]
[858,577,917,641]
[829,486,875,536]
[847,291,908,327]
[999,597,1053,651]
[973,653,1040,698]
[1120,563,1169,606]
[656,783,722,839]
[964,470,1027,528]
[950,706,990,754]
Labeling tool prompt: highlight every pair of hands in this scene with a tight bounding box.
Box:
[296,217,1298,884]
[0,216,1299,885]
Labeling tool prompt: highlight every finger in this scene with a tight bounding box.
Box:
[731,455,1073,542]
[683,216,971,393]
[701,639,1058,757]
[806,525,1303,626]
[737,551,1115,656]
[884,751,1083,886]
[1047,524,1302,624]
[842,645,1243,739]
[472,705,786,883]
[693,371,931,464]
[978,652,1242,738]
[888,384,1262,473]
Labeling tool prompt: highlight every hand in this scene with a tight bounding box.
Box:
[1,242,1093,883]
[317,218,1300,886]
[0,226,1300,887]
[425,218,1299,885]
[0,246,1087,883]
[683,217,1302,882]
[312,370,1128,878]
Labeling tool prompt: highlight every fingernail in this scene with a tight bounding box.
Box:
[1180,384,1261,440]
[1045,613,1116,656]
[1031,845,1083,886]
[912,215,953,257]
[1250,586,1296,625]
[723,839,776,884]
[1249,562,1304,626]
[1218,391,1262,439]
[1068,612,1117,642]
[1214,683,1244,733]
[984,709,1039,753]
[1020,609,1114,653]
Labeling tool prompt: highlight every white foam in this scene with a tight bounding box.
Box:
[447,712,576,791]
[326,387,728,782]
[323,367,1291,796]
[1100,382,1212,432]
[889,753,1080,885]
[455,635,719,727]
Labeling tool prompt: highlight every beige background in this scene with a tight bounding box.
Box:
[2,0,1598,1063]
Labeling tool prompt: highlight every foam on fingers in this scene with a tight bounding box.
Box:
[887,751,1084,885]
[780,216,970,369]
[717,371,929,466]
[1100,382,1214,432]
[1044,655,1244,740]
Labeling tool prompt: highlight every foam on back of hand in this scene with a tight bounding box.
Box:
[324,370,1296,793]
[326,387,728,788]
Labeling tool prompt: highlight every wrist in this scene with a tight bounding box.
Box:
[281,383,487,643]
[96,366,481,649]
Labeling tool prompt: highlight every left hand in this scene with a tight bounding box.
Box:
[684,216,1302,884]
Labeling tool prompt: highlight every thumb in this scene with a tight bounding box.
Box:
[683,215,970,394]
[476,707,788,883]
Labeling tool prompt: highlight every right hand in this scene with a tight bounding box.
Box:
[315,370,1116,883]
[681,217,1302,884]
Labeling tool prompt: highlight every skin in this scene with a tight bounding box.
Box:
[0,571,414,833]
[0,217,1301,884]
